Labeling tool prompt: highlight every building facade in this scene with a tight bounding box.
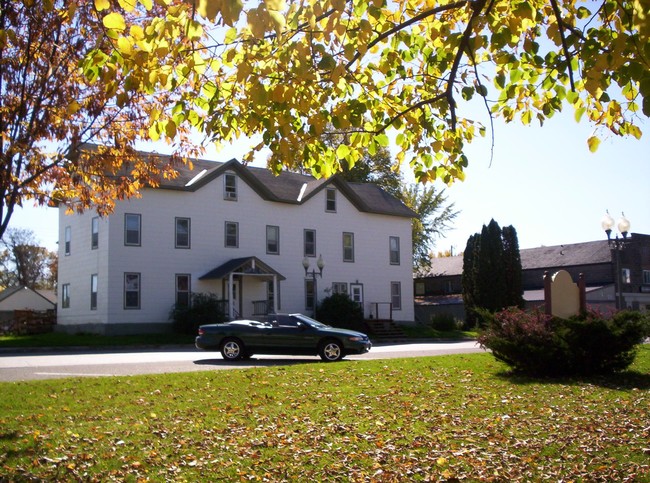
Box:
[414,234,650,323]
[57,155,416,334]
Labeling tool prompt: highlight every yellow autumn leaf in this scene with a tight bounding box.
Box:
[117,37,133,56]
[117,0,137,12]
[103,12,126,31]
[587,135,601,152]
[198,0,221,20]
[94,0,110,11]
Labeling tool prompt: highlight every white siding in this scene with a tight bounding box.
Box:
[57,169,414,333]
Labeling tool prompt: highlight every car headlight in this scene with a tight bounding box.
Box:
[348,336,365,342]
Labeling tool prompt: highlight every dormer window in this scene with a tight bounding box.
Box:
[224,173,237,200]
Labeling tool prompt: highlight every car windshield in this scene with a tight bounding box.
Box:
[293,314,330,329]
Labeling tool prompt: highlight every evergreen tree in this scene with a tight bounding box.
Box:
[462,233,479,327]
[502,225,525,309]
[462,220,524,326]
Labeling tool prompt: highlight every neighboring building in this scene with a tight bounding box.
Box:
[57,152,417,335]
[0,286,56,312]
[414,234,650,322]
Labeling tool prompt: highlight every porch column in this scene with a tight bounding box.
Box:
[229,272,235,319]
[273,274,278,313]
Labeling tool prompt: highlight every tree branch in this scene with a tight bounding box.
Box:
[550,0,576,91]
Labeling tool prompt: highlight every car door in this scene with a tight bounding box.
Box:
[270,315,317,354]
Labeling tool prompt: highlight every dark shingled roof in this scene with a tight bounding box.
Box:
[421,240,613,277]
[142,151,417,218]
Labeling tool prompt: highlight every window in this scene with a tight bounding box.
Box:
[125,214,141,246]
[64,226,71,255]
[91,217,99,249]
[621,268,631,284]
[391,282,402,310]
[415,282,425,296]
[266,225,279,254]
[389,236,400,265]
[326,188,336,212]
[343,232,354,262]
[61,284,70,309]
[225,221,239,248]
[124,273,141,309]
[305,279,315,311]
[643,270,650,285]
[175,217,191,248]
[224,173,237,200]
[176,274,191,307]
[304,229,316,257]
[90,274,98,310]
[332,282,348,295]
[351,284,363,305]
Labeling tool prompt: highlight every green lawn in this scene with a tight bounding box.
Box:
[1,348,649,481]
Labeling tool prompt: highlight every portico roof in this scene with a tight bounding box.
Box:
[199,257,286,281]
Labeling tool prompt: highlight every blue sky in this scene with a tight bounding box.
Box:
[8,108,650,254]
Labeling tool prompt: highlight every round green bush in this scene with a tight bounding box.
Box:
[478,308,650,377]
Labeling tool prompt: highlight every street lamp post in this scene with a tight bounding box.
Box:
[601,211,631,310]
[302,255,324,315]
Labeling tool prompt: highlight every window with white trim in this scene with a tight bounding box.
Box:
[125,213,141,246]
[175,217,191,249]
[176,274,191,307]
[266,225,279,254]
[225,221,238,248]
[124,273,141,309]
[62,283,70,309]
[326,188,336,212]
[343,232,354,262]
[91,217,99,249]
[224,173,237,200]
[304,229,316,257]
[389,236,400,265]
[305,279,315,311]
[64,226,71,255]
[90,274,98,310]
[391,281,402,310]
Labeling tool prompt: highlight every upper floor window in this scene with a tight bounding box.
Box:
[225,221,239,248]
[389,236,400,265]
[64,226,71,255]
[61,283,70,309]
[343,232,354,262]
[621,268,631,284]
[224,173,237,200]
[176,274,191,307]
[91,217,99,249]
[304,229,316,257]
[90,274,98,310]
[326,188,336,212]
[124,272,141,309]
[125,213,141,246]
[175,217,191,249]
[643,270,650,285]
[391,281,402,310]
[266,225,279,254]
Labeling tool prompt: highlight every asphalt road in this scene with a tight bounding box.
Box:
[0,341,484,382]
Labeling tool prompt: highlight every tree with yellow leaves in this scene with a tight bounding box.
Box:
[0,0,200,239]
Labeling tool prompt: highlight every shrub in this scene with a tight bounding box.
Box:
[315,293,365,332]
[478,308,650,377]
[430,313,460,332]
[170,293,227,335]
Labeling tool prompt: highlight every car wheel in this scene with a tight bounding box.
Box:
[221,338,244,361]
[319,339,344,362]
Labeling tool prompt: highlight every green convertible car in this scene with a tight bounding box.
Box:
[195,313,372,362]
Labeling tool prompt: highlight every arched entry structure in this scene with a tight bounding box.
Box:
[199,256,285,320]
